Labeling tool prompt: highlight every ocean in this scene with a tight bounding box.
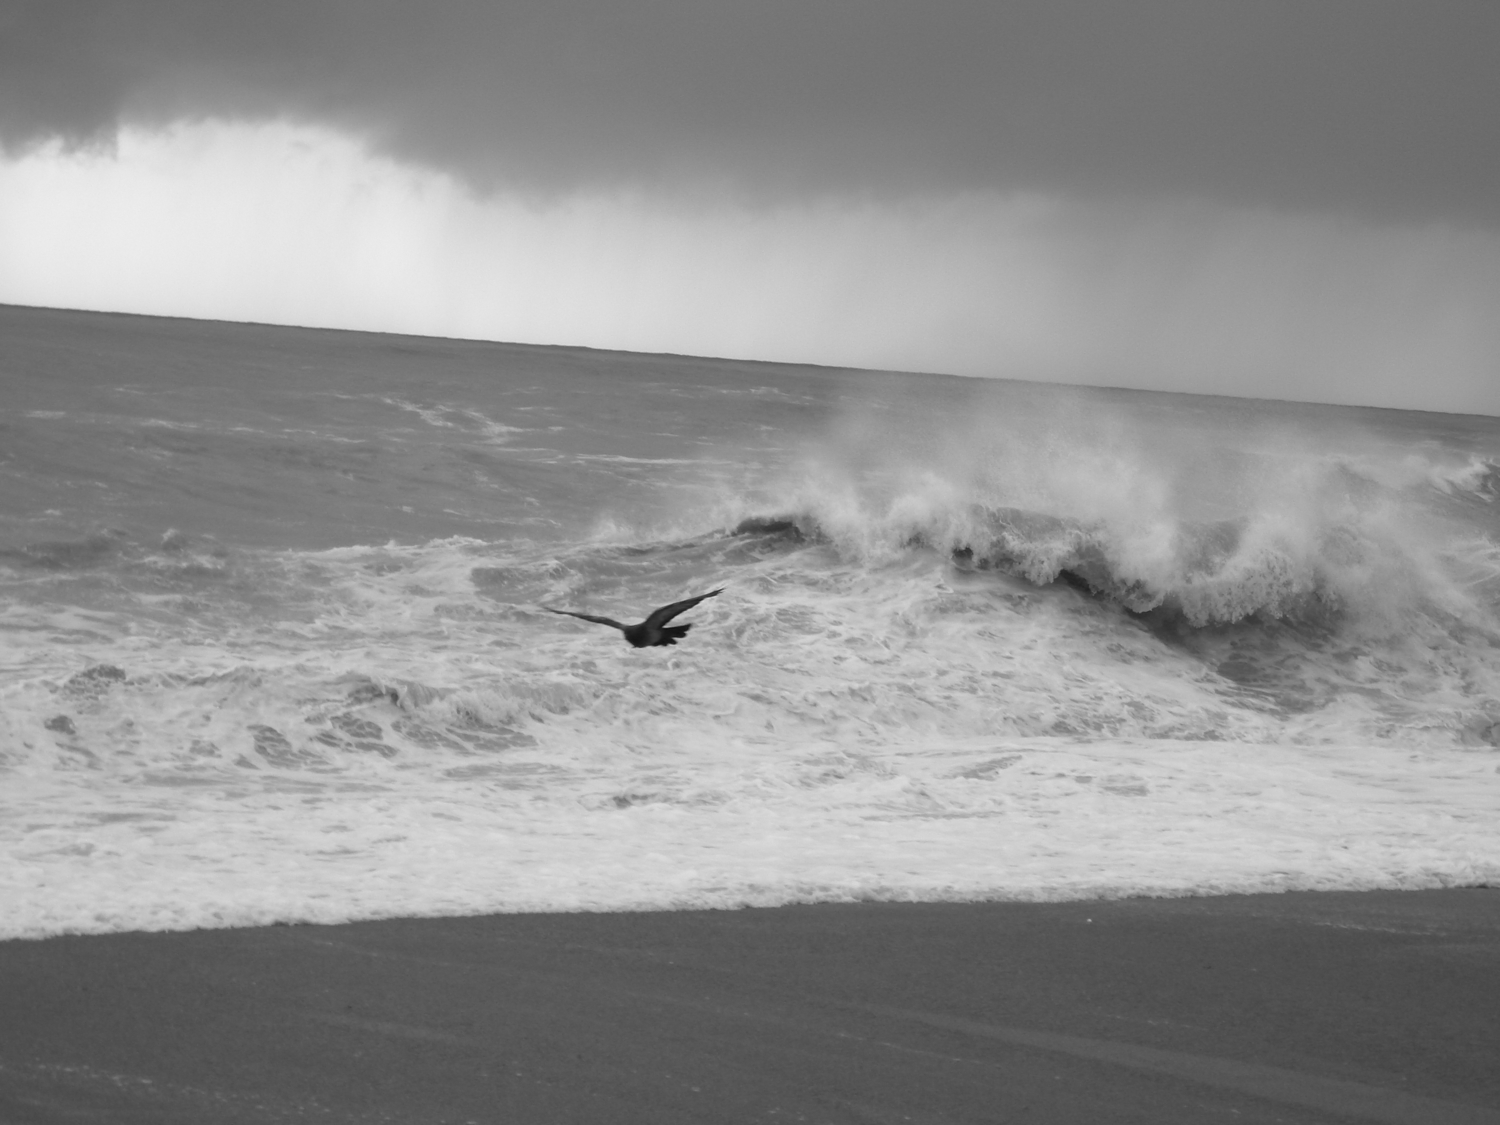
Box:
[3,303,1498,940]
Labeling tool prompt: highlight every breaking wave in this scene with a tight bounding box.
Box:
[733,426,1500,631]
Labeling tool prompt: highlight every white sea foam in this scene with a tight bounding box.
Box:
[4,721,1496,940]
[3,524,1499,940]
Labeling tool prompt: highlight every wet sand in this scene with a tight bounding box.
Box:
[1,889,1497,1124]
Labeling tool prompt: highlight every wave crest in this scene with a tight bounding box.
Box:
[742,462,1493,630]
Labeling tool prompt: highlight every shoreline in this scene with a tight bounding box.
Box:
[2,887,1497,1123]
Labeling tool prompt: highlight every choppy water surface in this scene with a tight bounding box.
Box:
[3,305,1498,938]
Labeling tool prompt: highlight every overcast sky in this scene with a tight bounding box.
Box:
[2,0,1497,414]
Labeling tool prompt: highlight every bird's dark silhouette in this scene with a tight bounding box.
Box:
[543,588,724,647]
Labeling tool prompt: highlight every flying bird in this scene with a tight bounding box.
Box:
[543,588,724,647]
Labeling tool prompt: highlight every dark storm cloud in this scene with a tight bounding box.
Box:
[2,0,1498,226]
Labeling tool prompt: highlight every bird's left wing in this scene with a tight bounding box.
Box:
[543,607,627,631]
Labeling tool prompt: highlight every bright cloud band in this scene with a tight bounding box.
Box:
[3,121,1497,414]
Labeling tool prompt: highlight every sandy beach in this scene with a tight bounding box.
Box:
[1,888,1497,1124]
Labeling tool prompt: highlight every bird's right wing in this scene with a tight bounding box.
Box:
[643,587,725,628]
[543,607,627,630]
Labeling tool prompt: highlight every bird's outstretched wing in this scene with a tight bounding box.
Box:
[643,587,724,629]
[543,607,627,631]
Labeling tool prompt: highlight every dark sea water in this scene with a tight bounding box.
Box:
[3,304,1499,938]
